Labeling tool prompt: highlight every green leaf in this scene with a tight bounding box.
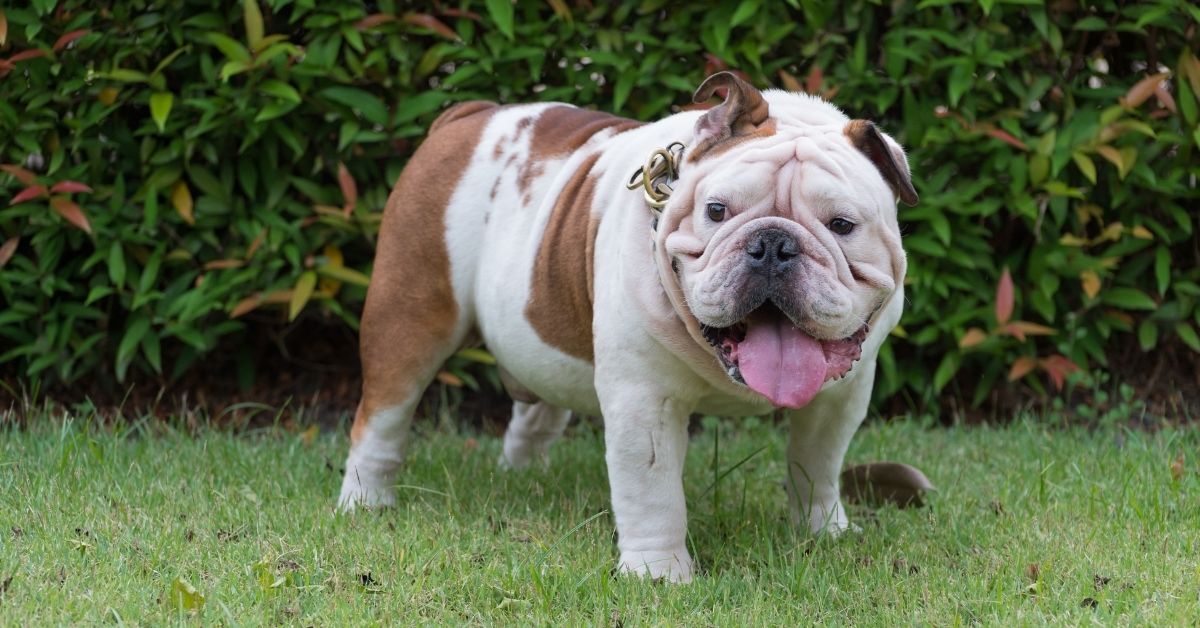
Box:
[485,0,515,39]
[243,0,264,49]
[149,92,173,132]
[933,351,961,393]
[1137,319,1157,351]
[169,578,206,613]
[142,331,162,374]
[219,60,254,81]
[315,265,369,287]
[947,60,974,107]
[455,347,497,365]
[289,271,317,321]
[1102,287,1157,311]
[1071,151,1096,184]
[395,91,447,124]
[206,32,251,62]
[116,315,149,382]
[320,86,388,126]
[731,0,760,26]
[1177,323,1200,353]
[108,242,126,287]
[613,71,635,113]
[106,68,150,83]
[1155,246,1170,295]
[258,79,300,103]
[254,100,298,123]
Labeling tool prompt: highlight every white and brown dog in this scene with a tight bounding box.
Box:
[338,72,921,583]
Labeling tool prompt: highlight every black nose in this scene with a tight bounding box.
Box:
[745,229,799,275]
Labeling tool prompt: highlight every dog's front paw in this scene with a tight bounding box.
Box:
[805,499,859,538]
[337,470,397,512]
[616,549,694,584]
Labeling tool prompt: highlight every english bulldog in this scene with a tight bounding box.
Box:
[338,71,922,583]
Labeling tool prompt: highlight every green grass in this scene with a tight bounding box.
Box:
[1,412,1198,624]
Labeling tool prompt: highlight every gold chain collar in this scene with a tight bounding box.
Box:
[625,141,685,229]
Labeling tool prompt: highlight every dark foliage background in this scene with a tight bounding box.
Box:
[1,0,1197,416]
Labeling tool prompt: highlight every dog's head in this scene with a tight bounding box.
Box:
[653,72,917,408]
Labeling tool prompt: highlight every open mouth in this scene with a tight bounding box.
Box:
[700,303,867,409]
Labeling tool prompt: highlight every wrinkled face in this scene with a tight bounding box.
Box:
[660,127,907,408]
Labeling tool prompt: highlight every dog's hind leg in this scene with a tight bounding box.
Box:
[500,401,572,469]
[337,101,497,511]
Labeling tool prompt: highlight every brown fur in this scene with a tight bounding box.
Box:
[351,102,498,444]
[524,152,603,362]
[843,120,919,206]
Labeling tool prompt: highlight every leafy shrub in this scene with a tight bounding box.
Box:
[1,0,1197,409]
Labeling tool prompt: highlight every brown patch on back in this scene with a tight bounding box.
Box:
[517,106,642,201]
[429,100,496,134]
[524,152,603,362]
[351,102,497,444]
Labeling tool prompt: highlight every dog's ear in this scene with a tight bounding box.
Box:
[844,120,918,206]
[690,71,772,159]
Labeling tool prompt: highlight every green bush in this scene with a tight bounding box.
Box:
[1,0,1197,408]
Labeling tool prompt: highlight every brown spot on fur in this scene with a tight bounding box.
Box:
[517,106,641,199]
[524,152,602,362]
[351,101,497,443]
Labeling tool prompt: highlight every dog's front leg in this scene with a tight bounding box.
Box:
[599,384,694,583]
[785,361,875,535]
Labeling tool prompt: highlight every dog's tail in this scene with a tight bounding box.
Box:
[841,461,935,509]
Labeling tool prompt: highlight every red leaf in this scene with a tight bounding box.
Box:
[805,64,824,94]
[1121,72,1170,109]
[402,13,460,40]
[985,127,1029,151]
[436,370,463,386]
[0,60,13,77]
[995,267,1014,325]
[437,8,481,21]
[1007,356,1037,382]
[52,29,89,52]
[0,164,37,186]
[10,185,48,205]
[338,162,357,216]
[1000,321,1056,342]
[1154,84,1177,113]
[1038,355,1080,391]
[7,49,47,63]
[355,14,396,30]
[0,236,17,268]
[50,180,93,194]
[50,196,92,234]
[777,69,802,92]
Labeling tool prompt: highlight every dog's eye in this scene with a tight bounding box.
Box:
[705,202,727,222]
[828,217,855,235]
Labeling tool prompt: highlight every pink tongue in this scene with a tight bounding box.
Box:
[738,311,827,408]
